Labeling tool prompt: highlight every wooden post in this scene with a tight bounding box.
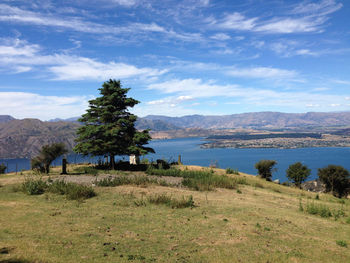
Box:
[178,155,182,165]
[61,158,67,175]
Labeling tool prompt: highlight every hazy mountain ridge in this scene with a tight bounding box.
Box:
[0,118,80,158]
[2,111,350,158]
[144,112,350,129]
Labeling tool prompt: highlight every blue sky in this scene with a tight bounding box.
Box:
[0,0,349,120]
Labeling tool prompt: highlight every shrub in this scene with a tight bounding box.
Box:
[96,176,158,187]
[286,162,311,188]
[318,165,350,198]
[226,168,239,175]
[22,179,47,195]
[336,240,347,247]
[22,179,95,200]
[0,163,6,174]
[31,143,68,174]
[254,160,277,181]
[148,194,195,208]
[64,183,96,200]
[306,202,332,218]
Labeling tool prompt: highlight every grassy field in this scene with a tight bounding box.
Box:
[0,165,350,263]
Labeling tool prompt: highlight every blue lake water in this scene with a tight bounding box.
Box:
[1,137,350,182]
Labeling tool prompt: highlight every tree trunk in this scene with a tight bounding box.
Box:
[110,154,115,170]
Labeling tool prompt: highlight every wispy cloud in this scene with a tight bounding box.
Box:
[146,78,350,113]
[225,66,297,79]
[0,38,166,81]
[0,3,204,43]
[210,0,342,34]
[0,92,90,120]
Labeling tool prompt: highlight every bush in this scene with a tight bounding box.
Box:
[147,193,195,208]
[306,202,332,218]
[255,160,277,181]
[96,176,158,187]
[318,165,350,198]
[336,240,347,247]
[226,168,239,175]
[21,179,95,200]
[22,179,47,195]
[0,163,6,174]
[64,183,96,200]
[31,143,68,174]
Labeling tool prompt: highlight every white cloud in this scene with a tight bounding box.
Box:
[226,66,297,79]
[146,78,350,112]
[0,38,166,81]
[0,4,204,42]
[0,92,90,120]
[49,58,166,81]
[291,0,342,16]
[215,12,257,31]
[210,33,231,41]
[211,0,342,34]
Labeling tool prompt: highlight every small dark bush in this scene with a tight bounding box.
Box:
[0,163,6,174]
[226,168,239,175]
[156,159,170,170]
[336,240,347,247]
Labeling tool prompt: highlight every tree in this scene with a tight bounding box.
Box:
[286,162,311,188]
[318,165,350,198]
[74,79,154,169]
[255,160,277,181]
[31,143,68,173]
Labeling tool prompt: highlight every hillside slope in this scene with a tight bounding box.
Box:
[0,119,80,158]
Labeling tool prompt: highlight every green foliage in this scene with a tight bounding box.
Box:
[226,168,239,175]
[336,240,347,248]
[96,176,158,187]
[146,167,243,191]
[318,165,350,198]
[286,162,311,188]
[147,194,195,208]
[21,178,47,195]
[21,179,96,200]
[306,202,332,218]
[74,79,154,169]
[0,163,6,174]
[254,160,277,181]
[31,143,68,173]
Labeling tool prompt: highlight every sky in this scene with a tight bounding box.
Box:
[0,0,350,120]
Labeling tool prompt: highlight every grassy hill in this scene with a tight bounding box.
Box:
[0,165,349,262]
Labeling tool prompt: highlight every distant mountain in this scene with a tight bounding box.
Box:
[135,118,179,131]
[49,117,80,123]
[0,119,80,158]
[0,115,16,123]
[143,112,350,129]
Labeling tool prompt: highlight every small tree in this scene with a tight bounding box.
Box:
[31,143,68,174]
[74,79,154,169]
[0,163,6,174]
[286,162,311,188]
[255,160,277,181]
[318,165,350,198]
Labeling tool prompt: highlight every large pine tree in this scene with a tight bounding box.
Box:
[74,79,154,169]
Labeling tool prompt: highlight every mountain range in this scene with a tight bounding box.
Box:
[2,111,350,158]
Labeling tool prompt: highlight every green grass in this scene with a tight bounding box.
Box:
[21,178,96,200]
[96,176,167,187]
[147,193,195,208]
[1,165,350,262]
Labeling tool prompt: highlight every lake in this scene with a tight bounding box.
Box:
[1,137,350,182]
